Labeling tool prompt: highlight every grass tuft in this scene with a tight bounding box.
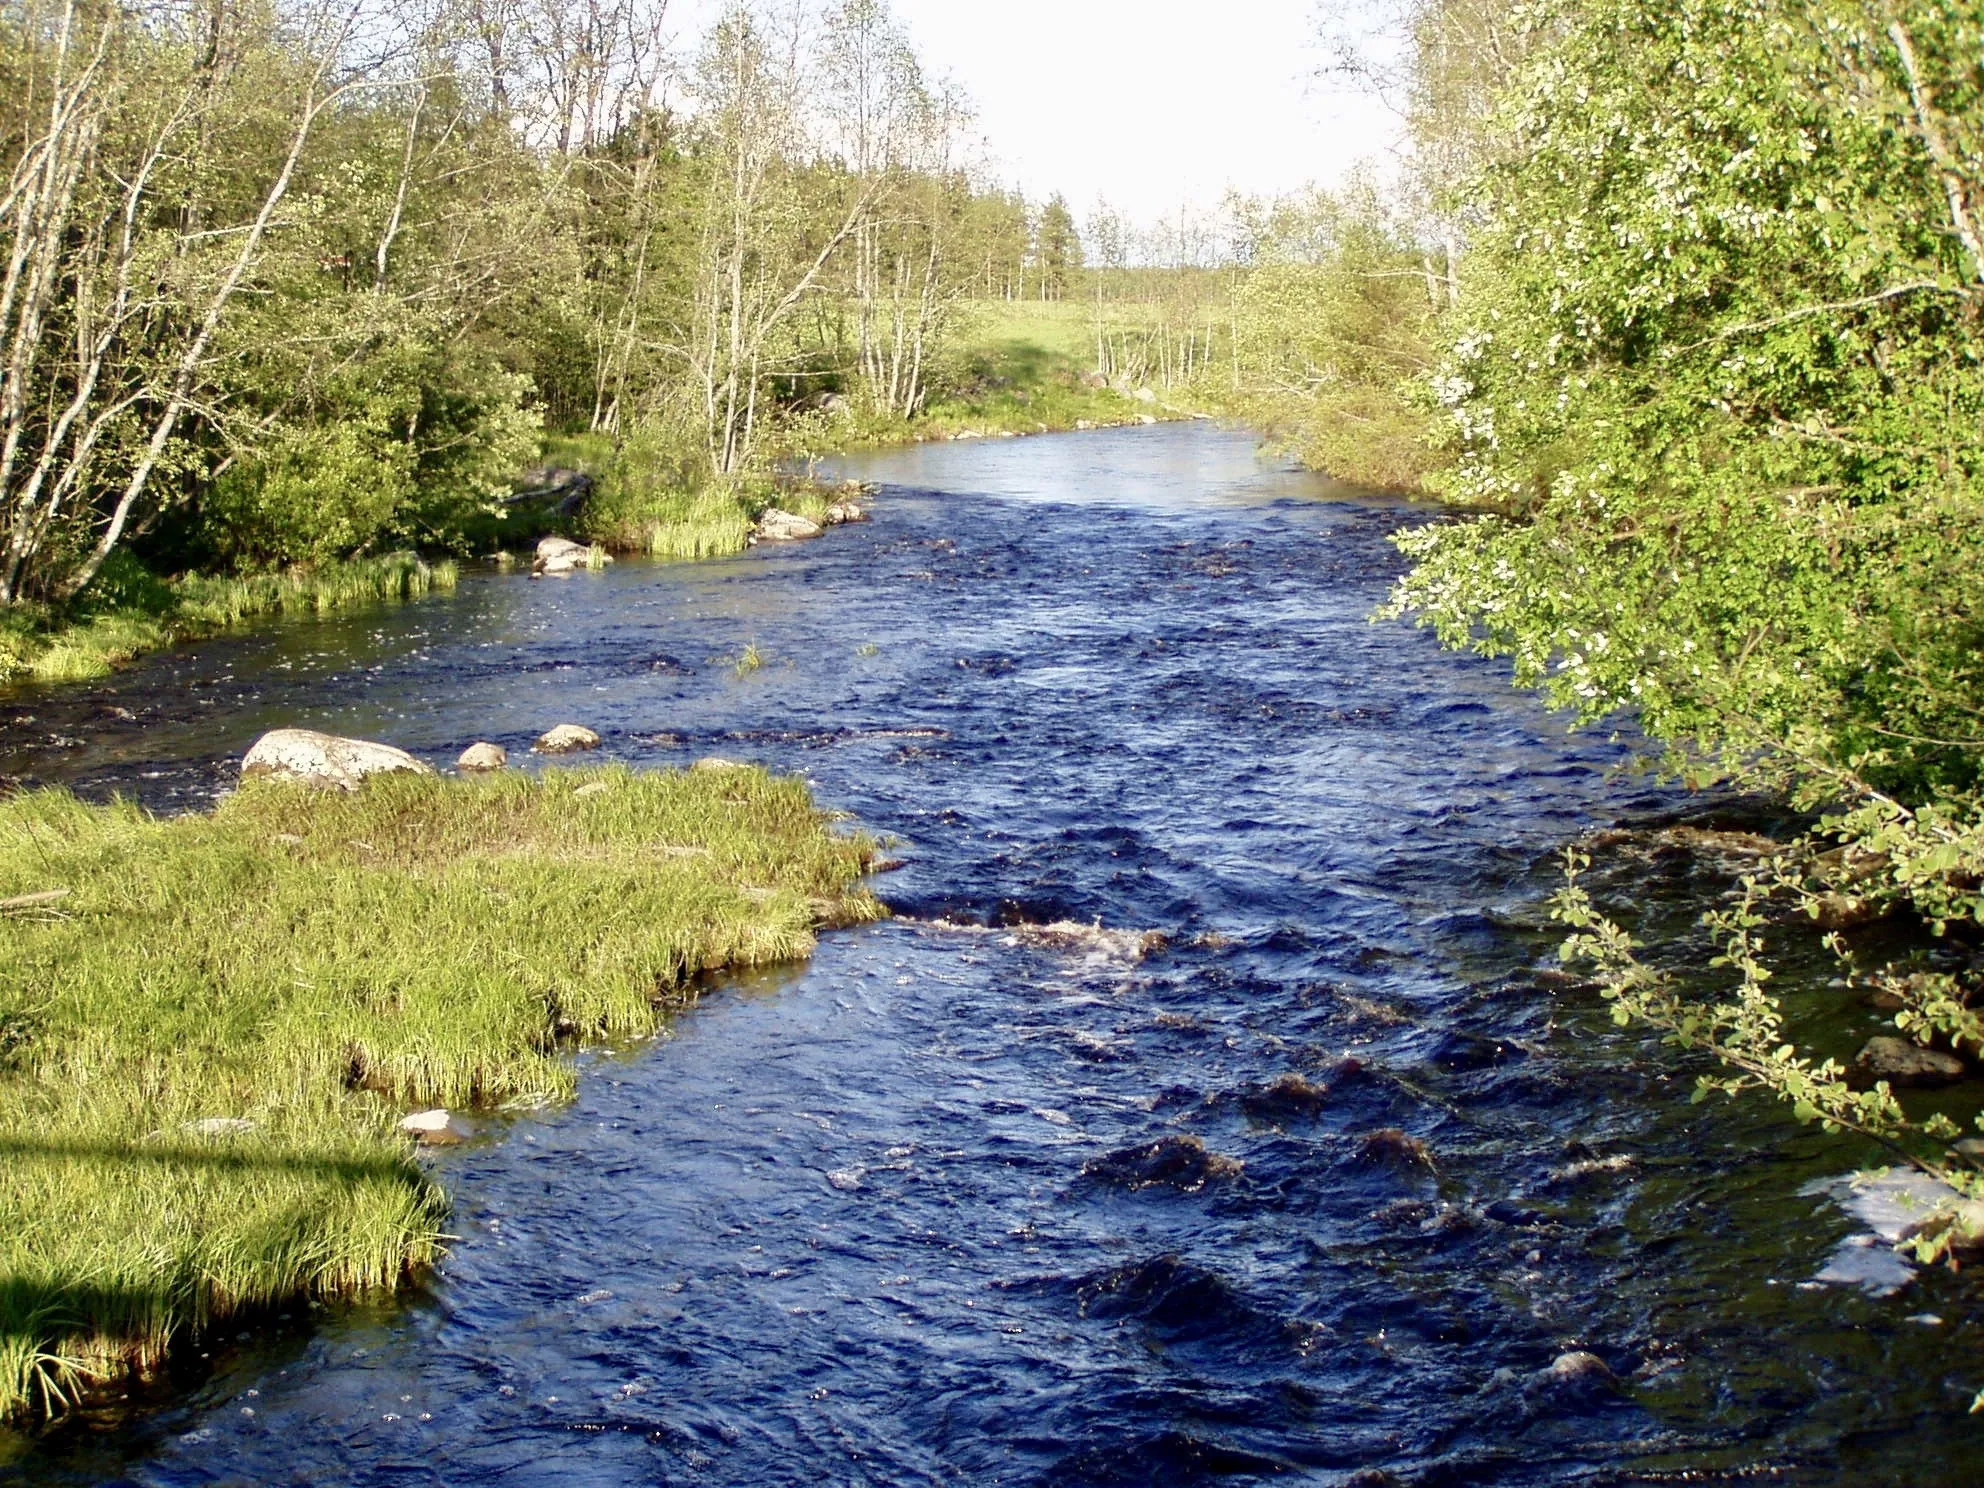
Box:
[0,765,879,1418]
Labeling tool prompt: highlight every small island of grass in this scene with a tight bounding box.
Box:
[0,764,880,1417]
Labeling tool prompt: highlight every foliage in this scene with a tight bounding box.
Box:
[1228,181,1448,489]
[1385,0,1984,1201]
[0,765,880,1416]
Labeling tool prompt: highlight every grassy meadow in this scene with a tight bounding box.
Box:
[0,765,880,1417]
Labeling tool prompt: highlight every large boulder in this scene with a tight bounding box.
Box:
[754,509,823,542]
[457,741,508,772]
[241,728,433,791]
[823,500,868,526]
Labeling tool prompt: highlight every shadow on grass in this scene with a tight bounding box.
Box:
[0,1135,416,1186]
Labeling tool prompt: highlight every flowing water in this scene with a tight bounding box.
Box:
[3,423,1978,1486]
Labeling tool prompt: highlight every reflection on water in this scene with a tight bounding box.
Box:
[4,425,1978,1486]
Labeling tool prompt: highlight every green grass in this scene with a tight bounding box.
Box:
[0,766,880,1418]
[0,554,455,687]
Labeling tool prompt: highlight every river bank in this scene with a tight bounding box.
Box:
[0,762,878,1420]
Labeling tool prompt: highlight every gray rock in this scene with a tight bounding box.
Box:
[754,508,823,542]
[823,501,868,525]
[691,755,748,771]
[457,741,507,772]
[534,535,608,575]
[1080,370,1108,389]
[1855,1036,1966,1087]
[535,723,601,754]
[1132,386,1157,404]
[242,728,433,791]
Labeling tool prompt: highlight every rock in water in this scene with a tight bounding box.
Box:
[1083,1134,1241,1192]
[533,535,609,574]
[754,508,823,542]
[398,1109,472,1146]
[1523,1350,1618,1401]
[1854,1036,1967,1087]
[457,741,507,772]
[241,729,433,791]
[823,500,868,525]
[535,724,601,754]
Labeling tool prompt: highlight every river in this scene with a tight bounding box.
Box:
[2,423,1976,1485]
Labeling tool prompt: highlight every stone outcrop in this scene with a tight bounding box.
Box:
[241,728,433,790]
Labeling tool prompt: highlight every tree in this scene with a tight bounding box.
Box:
[1033,193,1081,301]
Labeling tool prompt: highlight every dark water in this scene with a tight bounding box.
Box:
[3,424,1979,1486]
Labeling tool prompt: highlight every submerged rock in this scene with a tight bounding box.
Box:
[1238,1072,1332,1123]
[1523,1350,1618,1401]
[457,741,508,772]
[1359,1127,1433,1168]
[1854,1036,1966,1088]
[754,508,823,542]
[535,723,601,754]
[241,729,433,791]
[1004,919,1168,964]
[1084,1134,1241,1192]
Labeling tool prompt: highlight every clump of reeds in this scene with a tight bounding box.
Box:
[0,765,879,1418]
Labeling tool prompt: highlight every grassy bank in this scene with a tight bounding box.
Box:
[0,553,455,688]
[0,765,880,1417]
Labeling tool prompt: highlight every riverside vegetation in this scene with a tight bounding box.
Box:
[0,0,1192,684]
[0,764,879,1417]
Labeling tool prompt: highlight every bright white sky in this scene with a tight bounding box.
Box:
[887,1,1401,221]
[666,1,1403,224]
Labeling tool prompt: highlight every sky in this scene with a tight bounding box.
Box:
[666,0,1405,225]
[884,0,1402,221]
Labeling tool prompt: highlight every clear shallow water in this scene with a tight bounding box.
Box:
[3,424,1979,1486]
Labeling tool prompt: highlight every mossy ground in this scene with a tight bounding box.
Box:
[0,766,880,1418]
